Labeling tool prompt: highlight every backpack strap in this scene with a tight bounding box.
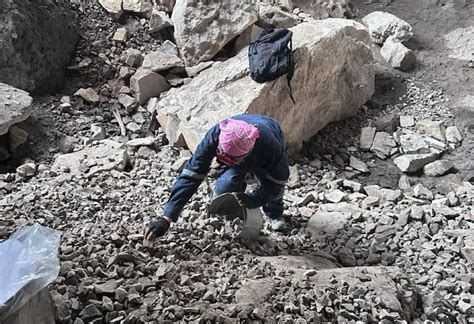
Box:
[287,38,295,105]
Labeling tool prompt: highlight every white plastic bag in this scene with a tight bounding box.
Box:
[0,224,60,319]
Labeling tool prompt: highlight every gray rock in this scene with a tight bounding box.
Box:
[157,19,374,153]
[8,125,29,151]
[364,184,382,197]
[325,189,346,203]
[79,304,101,320]
[16,162,36,177]
[337,247,356,267]
[52,140,129,178]
[362,196,380,209]
[149,9,173,33]
[370,132,397,159]
[118,94,137,113]
[418,120,446,142]
[343,179,363,192]
[112,27,128,42]
[393,151,439,172]
[362,11,413,45]
[130,68,171,105]
[399,133,429,154]
[375,113,400,133]
[410,205,424,220]
[399,115,415,128]
[171,0,258,66]
[94,280,118,295]
[141,51,183,72]
[90,124,106,141]
[398,175,411,190]
[123,0,153,13]
[360,126,377,150]
[350,156,369,173]
[0,83,33,135]
[444,26,474,61]
[423,137,447,151]
[127,137,155,147]
[380,36,416,72]
[259,4,299,29]
[445,126,462,143]
[185,61,214,78]
[123,48,144,68]
[413,184,433,200]
[307,211,351,236]
[0,0,78,94]
[98,0,123,17]
[58,135,77,154]
[160,40,179,56]
[423,160,454,177]
[74,88,100,104]
[235,278,276,305]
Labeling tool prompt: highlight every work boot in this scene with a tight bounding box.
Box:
[271,217,286,231]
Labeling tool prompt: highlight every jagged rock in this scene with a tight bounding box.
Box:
[413,183,433,200]
[399,133,429,154]
[398,174,411,190]
[423,160,454,177]
[360,126,376,150]
[399,115,415,128]
[16,162,36,177]
[157,19,374,152]
[8,125,28,151]
[98,0,123,17]
[307,211,351,236]
[261,0,293,12]
[375,113,399,132]
[362,196,379,208]
[235,278,276,305]
[423,137,447,151]
[258,4,299,29]
[130,68,171,105]
[418,120,446,142]
[141,51,184,72]
[380,36,416,72]
[127,137,156,147]
[325,189,346,203]
[118,94,137,113]
[185,62,214,78]
[112,27,128,42]
[74,88,100,104]
[160,40,179,56]
[149,9,173,33]
[155,0,175,12]
[0,0,78,94]
[370,132,396,159]
[123,49,144,68]
[52,140,129,178]
[0,83,33,136]
[362,11,413,45]
[58,135,77,154]
[445,126,462,143]
[90,124,106,141]
[94,280,118,295]
[393,151,439,172]
[364,184,382,197]
[123,0,153,13]
[171,0,259,66]
[79,304,101,320]
[444,26,474,61]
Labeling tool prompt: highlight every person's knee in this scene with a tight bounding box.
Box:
[214,172,246,196]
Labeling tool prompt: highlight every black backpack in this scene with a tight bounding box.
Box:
[248,28,295,104]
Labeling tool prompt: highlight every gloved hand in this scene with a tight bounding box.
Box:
[144,217,171,241]
[235,192,260,209]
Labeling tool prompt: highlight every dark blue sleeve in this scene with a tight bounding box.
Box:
[163,125,219,221]
[248,138,289,206]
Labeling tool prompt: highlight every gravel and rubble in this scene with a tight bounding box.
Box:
[1,0,473,323]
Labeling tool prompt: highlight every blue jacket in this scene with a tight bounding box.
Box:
[163,114,289,221]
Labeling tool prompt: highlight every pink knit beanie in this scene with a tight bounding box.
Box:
[218,118,260,157]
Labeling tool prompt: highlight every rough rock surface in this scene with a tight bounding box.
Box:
[171,0,259,66]
[154,19,374,152]
[444,26,474,61]
[362,11,413,45]
[380,36,416,72]
[0,83,33,136]
[0,0,78,94]
[52,140,129,178]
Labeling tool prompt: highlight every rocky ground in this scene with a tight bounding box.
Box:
[1,0,473,323]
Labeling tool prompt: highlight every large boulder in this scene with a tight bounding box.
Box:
[152,19,374,153]
[52,140,129,179]
[0,0,78,94]
[362,11,413,45]
[171,0,259,66]
[0,83,32,136]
